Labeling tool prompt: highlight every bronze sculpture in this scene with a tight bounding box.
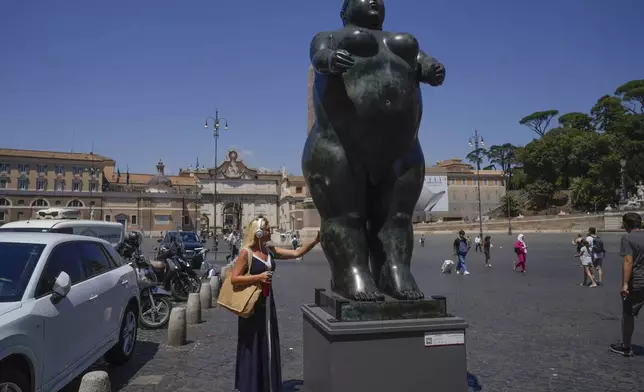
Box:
[302,0,445,301]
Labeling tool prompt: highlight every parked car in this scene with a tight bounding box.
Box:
[0,219,125,248]
[0,232,140,392]
[157,230,207,269]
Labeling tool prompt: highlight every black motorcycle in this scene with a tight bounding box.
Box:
[152,242,200,301]
[117,234,173,328]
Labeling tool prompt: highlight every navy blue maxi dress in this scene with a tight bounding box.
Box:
[235,248,282,392]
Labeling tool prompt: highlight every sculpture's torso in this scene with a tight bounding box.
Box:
[314,27,423,168]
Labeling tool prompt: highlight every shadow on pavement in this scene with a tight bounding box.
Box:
[61,341,160,391]
[632,344,644,356]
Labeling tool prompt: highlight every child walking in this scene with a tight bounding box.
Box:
[483,235,492,267]
[579,239,598,288]
[514,234,527,273]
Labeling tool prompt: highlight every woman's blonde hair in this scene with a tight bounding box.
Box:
[241,215,269,249]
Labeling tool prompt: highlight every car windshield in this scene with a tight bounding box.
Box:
[180,232,198,242]
[0,242,45,302]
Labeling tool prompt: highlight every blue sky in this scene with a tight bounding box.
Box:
[1,0,642,175]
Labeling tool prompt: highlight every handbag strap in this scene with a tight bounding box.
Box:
[244,247,253,276]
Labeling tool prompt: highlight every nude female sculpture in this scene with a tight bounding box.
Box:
[302,0,446,301]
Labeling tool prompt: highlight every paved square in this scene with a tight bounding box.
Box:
[63,233,644,392]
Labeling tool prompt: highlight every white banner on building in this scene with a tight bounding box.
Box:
[415,175,448,213]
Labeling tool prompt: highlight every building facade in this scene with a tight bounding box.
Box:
[0,148,199,235]
[190,149,282,234]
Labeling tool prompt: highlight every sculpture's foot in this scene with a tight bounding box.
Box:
[380,263,425,300]
[332,268,385,302]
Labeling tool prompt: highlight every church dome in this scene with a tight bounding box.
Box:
[147,160,172,189]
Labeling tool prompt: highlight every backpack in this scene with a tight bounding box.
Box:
[592,236,605,255]
[458,239,469,254]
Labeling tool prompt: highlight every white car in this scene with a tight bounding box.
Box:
[0,233,140,392]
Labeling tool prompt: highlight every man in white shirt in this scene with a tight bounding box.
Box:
[474,236,482,252]
[586,227,605,285]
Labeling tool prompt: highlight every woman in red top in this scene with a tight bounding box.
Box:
[514,233,527,273]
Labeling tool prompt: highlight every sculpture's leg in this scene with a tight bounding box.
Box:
[369,143,425,300]
[302,132,384,301]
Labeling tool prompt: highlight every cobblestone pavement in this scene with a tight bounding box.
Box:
[62,233,643,392]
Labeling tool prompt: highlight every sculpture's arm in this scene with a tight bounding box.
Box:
[417,50,446,87]
[310,32,335,75]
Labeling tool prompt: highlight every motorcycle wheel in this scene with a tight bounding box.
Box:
[170,278,191,302]
[189,275,201,293]
[139,295,172,329]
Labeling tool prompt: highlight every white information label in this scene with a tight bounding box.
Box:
[424,331,465,347]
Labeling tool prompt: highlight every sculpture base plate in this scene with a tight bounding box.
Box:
[302,303,469,392]
[314,288,448,322]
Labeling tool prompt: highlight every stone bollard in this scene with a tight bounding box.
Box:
[167,306,187,347]
[199,282,212,310]
[186,293,202,324]
[79,371,111,392]
[209,275,221,306]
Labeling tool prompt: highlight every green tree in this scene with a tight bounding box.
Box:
[485,143,517,186]
[615,79,644,114]
[500,195,521,217]
[557,112,594,132]
[569,177,593,207]
[524,179,555,210]
[519,110,559,138]
[466,147,487,167]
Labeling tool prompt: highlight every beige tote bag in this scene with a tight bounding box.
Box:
[217,247,262,318]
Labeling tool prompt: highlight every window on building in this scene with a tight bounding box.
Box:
[155,215,171,225]
[0,212,4,222]
[131,215,137,225]
[461,179,466,185]
[0,199,9,206]
[183,216,190,225]
[72,181,82,192]
[68,200,84,207]
[484,179,488,185]
[17,200,24,205]
[55,165,64,174]
[72,166,84,175]
[17,212,24,220]
[55,201,61,206]
[473,179,477,186]
[0,178,7,189]
[18,179,28,190]
[89,182,98,192]
[295,186,303,194]
[32,199,49,207]
[55,180,64,191]
[105,215,111,222]
[36,179,47,191]
[0,163,9,172]
[36,164,47,174]
[450,179,455,185]
[18,163,29,173]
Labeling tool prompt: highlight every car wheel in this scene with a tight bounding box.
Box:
[0,366,30,392]
[105,303,138,365]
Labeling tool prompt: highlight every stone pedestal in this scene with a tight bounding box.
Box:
[302,289,468,392]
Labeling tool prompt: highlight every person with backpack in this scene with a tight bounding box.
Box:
[586,227,606,286]
[453,230,471,275]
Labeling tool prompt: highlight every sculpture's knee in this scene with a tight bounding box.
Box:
[323,213,365,230]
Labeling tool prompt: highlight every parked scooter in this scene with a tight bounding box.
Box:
[117,232,173,328]
[152,242,200,301]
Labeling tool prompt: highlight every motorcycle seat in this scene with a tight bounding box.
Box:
[150,260,166,270]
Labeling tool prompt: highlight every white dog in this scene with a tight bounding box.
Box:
[441,259,455,274]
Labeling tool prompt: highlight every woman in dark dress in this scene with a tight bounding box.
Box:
[230,215,320,392]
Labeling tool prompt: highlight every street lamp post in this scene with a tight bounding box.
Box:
[468,129,485,241]
[205,110,229,257]
[505,173,512,236]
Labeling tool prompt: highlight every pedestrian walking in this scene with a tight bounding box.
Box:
[474,235,482,252]
[579,239,598,288]
[610,213,644,357]
[453,230,470,275]
[586,227,606,286]
[514,234,527,273]
[483,235,492,267]
[419,234,425,247]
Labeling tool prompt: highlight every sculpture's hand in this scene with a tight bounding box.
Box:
[328,49,355,74]
[427,61,446,86]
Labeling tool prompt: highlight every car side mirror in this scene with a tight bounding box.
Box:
[157,239,162,243]
[52,272,71,299]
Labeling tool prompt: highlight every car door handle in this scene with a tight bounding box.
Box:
[120,279,128,286]
[89,294,98,301]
